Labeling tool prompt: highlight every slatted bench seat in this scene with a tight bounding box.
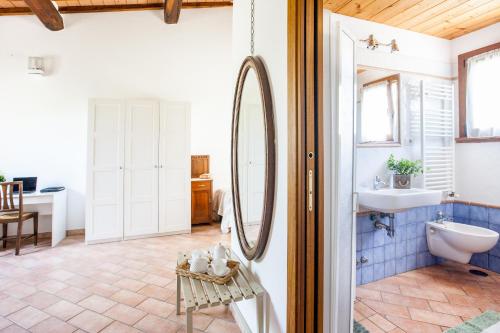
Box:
[176,249,265,333]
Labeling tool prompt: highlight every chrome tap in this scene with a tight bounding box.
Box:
[373,176,387,190]
[436,211,445,224]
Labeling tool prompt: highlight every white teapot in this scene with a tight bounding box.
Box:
[212,243,226,259]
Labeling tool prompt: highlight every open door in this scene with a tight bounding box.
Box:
[323,15,357,333]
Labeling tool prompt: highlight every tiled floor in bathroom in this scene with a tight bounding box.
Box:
[355,261,500,333]
[0,224,241,333]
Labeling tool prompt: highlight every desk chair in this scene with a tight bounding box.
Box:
[0,182,38,255]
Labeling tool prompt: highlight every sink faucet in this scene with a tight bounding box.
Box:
[373,176,387,190]
[436,211,445,224]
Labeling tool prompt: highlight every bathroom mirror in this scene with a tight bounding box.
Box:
[358,70,401,146]
[231,56,275,260]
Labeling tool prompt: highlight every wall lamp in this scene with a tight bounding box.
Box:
[360,34,399,53]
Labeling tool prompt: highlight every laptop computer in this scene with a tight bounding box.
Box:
[13,177,37,194]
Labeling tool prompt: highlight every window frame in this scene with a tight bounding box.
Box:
[358,74,401,147]
[457,42,500,143]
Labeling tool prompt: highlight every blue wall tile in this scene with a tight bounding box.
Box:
[373,230,386,247]
[362,232,374,250]
[395,226,407,242]
[406,238,417,255]
[359,215,375,233]
[374,263,385,281]
[471,253,489,269]
[373,246,385,264]
[416,252,427,268]
[396,240,407,258]
[395,211,407,226]
[454,203,470,219]
[362,265,374,284]
[414,207,429,222]
[470,220,489,229]
[490,243,500,257]
[489,256,500,273]
[385,260,396,277]
[385,244,396,261]
[406,222,416,239]
[489,223,500,234]
[356,267,361,286]
[416,222,426,237]
[406,254,417,270]
[489,208,500,225]
[407,209,418,223]
[470,206,489,222]
[417,237,428,253]
[396,257,407,274]
[362,248,374,264]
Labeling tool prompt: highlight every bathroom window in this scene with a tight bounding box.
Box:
[358,74,400,145]
[458,43,500,142]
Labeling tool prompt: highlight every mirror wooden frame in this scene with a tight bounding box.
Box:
[231,56,276,260]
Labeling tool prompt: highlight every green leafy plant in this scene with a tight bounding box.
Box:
[0,174,5,183]
[387,154,423,176]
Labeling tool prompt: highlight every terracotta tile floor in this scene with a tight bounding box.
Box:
[355,261,500,333]
[0,224,241,333]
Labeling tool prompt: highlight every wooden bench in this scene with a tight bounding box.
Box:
[176,249,265,332]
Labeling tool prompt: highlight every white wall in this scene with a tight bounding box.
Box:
[451,24,500,205]
[231,0,287,332]
[0,8,233,231]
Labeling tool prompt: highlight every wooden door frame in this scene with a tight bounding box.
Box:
[287,0,323,332]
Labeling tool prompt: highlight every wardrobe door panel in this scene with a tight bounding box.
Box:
[124,101,160,237]
[159,102,191,233]
[86,100,125,242]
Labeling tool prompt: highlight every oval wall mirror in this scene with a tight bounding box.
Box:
[231,56,276,260]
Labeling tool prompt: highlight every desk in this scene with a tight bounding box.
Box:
[11,190,67,247]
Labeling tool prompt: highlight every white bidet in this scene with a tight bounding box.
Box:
[426,221,499,264]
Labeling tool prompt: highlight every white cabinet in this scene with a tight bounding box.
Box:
[86,99,190,244]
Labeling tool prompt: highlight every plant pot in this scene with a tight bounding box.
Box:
[394,174,411,189]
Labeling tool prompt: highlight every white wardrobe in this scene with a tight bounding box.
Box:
[86,99,191,244]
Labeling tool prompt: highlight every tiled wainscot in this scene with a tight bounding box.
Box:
[356,202,500,285]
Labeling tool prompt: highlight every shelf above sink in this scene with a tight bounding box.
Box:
[358,188,443,213]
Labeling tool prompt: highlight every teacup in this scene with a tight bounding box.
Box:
[190,257,209,273]
[191,250,208,259]
[211,258,228,276]
[212,243,226,259]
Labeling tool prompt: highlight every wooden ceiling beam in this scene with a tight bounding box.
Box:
[0,2,232,16]
[24,0,64,31]
[164,0,182,24]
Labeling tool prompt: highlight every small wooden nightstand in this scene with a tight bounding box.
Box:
[191,178,212,224]
[191,155,212,225]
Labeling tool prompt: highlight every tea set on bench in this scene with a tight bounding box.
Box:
[175,244,265,333]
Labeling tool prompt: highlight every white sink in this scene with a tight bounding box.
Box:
[358,188,443,213]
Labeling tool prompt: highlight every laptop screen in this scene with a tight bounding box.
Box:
[13,177,37,193]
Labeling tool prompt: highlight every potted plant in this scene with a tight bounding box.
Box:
[387,154,423,189]
[0,172,5,183]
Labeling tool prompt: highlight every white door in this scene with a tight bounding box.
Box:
[86,100,125,242]
[323,19,357,333]
[123,101,160,237]
[159,102,190,233]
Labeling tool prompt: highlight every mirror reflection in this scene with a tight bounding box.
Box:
[237,68,266,249]
[358,68,401,146]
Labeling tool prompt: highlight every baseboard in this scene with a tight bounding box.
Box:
[230,303,252,333]
[66,229,85,236]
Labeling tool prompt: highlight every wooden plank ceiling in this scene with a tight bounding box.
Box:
[324,0,500,39]
[0,0,232,15]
